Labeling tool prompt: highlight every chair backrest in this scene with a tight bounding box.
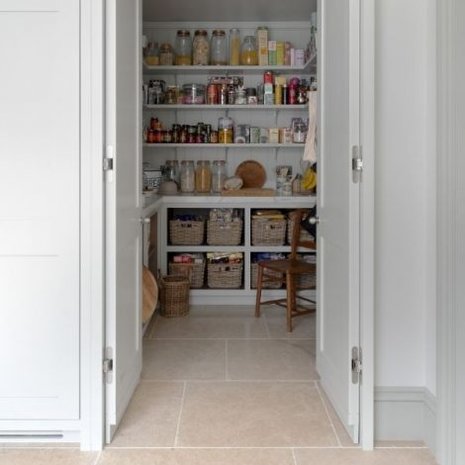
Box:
[288,209,317,259]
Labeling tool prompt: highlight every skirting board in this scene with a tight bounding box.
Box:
[375,386,436,452]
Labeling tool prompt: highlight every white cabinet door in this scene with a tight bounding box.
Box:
[316,0,363,442]
[104,0,143,443]
[0,1,80,420]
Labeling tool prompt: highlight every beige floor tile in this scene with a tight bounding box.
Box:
[110,382,184,447]
[375,440,426,447]
[0,449,96,465]
[142,340,226,380]
[147,306,268,339]
[228,339,318,380]
[294,447,438,465]
[264,306,316,339]
[98,448,294,465]
[177,381,338,447]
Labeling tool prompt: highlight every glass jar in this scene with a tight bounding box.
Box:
[159,43,174,65]
[211,160,227,193]
[240,36,258,65]
[292,121,307,143]
[195,160,212,193]
[180,160,195,193]
[210,30,227,65]
[182,83,205,104]
[165,160,180,184]
[193,30,210,65]
[145,41,159,66]
[229,28,241,65]
[218,116,234,144]
[175,30,192,65]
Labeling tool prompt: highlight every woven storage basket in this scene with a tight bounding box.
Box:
[207,219,242,246]
[169,220,204,245]
[250,263,282,289]
[169,262,205,289]
[207,263,243,289]
[251,218,287,246]
[159,275,190,317]
[287,218,315,245]
[296,270,317,289]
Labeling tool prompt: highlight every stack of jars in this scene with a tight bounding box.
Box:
[179,160,227,194]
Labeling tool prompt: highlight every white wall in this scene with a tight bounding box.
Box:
[375,0,436,392]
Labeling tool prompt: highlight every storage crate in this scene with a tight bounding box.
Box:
[207,263,243,289]
[169,219,204,245]
[251,218,287,246]
[169,262,205,289]
[250,262,282,289]
[287,218,315,245]
[159,275,190,317]
[207,219,242,246]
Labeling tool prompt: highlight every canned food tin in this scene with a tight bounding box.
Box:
[263,71,273,84]
[207,84,218,104]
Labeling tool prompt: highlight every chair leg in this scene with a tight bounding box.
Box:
[286,272,294,332]
[255,265,264,318]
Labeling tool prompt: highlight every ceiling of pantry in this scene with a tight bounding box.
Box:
[143,0,316,22]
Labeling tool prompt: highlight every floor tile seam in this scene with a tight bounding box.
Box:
[314,381,343,447]
[92,451,102,465]
[291,447,298,465]
[262,312,272,339]
[103,445,362,450]
[139,379,320,383]
[224,339,229,381]
[173,381,187,448]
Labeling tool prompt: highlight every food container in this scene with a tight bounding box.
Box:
[182,83,205,104]
[229,28,241,65]
[193,30,209,65]
[241,35,258,65]
[210,29,227,65]
[159,43,174,65]
[195,160,212,193]
[218,117,234,144]
[143,169,162,192]
[175,30,192,65]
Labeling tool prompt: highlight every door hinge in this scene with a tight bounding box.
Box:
[352,145,363,183]
[103,145,115,173]
[351,346,362,384]
[103,347,114,383]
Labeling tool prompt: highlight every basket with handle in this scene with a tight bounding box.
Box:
[159,274,190,317]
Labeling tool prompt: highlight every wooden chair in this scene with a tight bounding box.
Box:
[254,209,317,332]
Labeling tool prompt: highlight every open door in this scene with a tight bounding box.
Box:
[105,0,143,443]
[317,0,372,444]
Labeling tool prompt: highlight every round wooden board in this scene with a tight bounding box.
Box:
[143,266,158,324]
[235,160,266,188]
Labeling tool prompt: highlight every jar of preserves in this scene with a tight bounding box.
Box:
[218,117,234,144]
[210,30,227,65]
[195,160,212,193]
[240,36,258,65]
[182,83,205,104]
[193,30,209,65]
[211,160,227,193]
[175,30,192,65]
[159,43,174,65]
[180,160,195,193]
[229,28,241,65]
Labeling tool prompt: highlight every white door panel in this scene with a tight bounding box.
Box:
[0,2,80,420]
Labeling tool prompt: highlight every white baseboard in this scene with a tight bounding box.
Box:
[375,386,436,451]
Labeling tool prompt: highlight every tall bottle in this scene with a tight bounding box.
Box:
[229,28,241,65]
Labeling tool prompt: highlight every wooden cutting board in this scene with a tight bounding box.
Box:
[143,266,158,325]
[235,160,266,188]
[221,187,275,196]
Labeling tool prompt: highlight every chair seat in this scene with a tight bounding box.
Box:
[258,258,315,275]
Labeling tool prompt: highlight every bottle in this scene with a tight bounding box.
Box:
[240,36,258,65]
[210,30,227,65]
[193,30,209,65]
[211,160,227,193]
[229,28,241,65]
[175,30,192,65]
[195,160,212,193]
[180,160,195,193]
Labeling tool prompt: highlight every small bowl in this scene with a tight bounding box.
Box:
[158,181,178,195]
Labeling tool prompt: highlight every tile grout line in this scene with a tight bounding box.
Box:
[173,381,187,447]
[225,339,230,381]
[262,310,272,339]
[314,381,343,447]
[291,447,299,465]
[92,450,103,465]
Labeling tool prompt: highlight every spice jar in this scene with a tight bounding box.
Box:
[193,30,209,65]
[180,160,195,193]
[159,43,174,65]
[195,160,212,193]
[229,28,241,65]
[211,160,227,193]
[175,30,192,65]
[218,117,234,144]
[210,30,227,65]
[240,36,258,65]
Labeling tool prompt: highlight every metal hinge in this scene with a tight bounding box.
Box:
[103,157,113,171]
[352,145,363,183]
[351,346,362,384]
[103,347,114,383]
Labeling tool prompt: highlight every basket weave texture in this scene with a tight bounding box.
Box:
[159,275,190,317]
[207,263,243,289]
[169,262,205,289]
[250,263,282,289]
[251,218,287,246]
[287,218,315,245]
[296,269,317,289]
[169,220,204,245]
[207,220,243,246]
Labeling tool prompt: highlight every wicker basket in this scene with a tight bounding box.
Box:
[159,275,190,317]
[287,218,315,245]
[296,270,317,289]
[251,218,287,246]
[207,263,243,289]
[169,262,205,289]
[250,262,283,289]
[169,219,204,245]
[207,219,243,246]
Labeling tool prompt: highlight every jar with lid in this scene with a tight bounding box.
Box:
[211,160,227,193]
[195,160,212,193]
[240,36,258,65]
[292,121,307,143]
[159,43,174,65]
[145,41,159,66]
[175,30,192,65]
[218,116,234,144]
[193,30,209,65]
[165,160,180,184]
[182,83,205,104]
[180,160,195,193]
[210,30,227,65]
[229,28,241,65]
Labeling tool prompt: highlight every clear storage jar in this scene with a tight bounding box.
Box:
[210,30,227,65]
[182,83,205,104]
[229,28,241,65]
[218,116,234,144]
[180,160,195,193]
[195,160,212,193]
[193,30,209,65]
[159,43,174,65]
[211,160,227,193]
[175,30,192,65]
[240,35,258,65]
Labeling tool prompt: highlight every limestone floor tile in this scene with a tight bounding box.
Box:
[147,306,268,339]
[0,448,96,465]
[142,339,226,380]
[294,447,438,465]
[110,381,183,447]
[177,381,338,447]
[98,447,294,465]
[228,339,318,380]
[264,306,316,339]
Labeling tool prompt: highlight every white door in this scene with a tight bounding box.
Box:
[317,0,368,443]
[0,1,80,423]
[105,0,143,442]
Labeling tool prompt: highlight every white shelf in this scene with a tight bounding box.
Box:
[143,104,308,110]
[167,245,246,253]
[143,143,305,149]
